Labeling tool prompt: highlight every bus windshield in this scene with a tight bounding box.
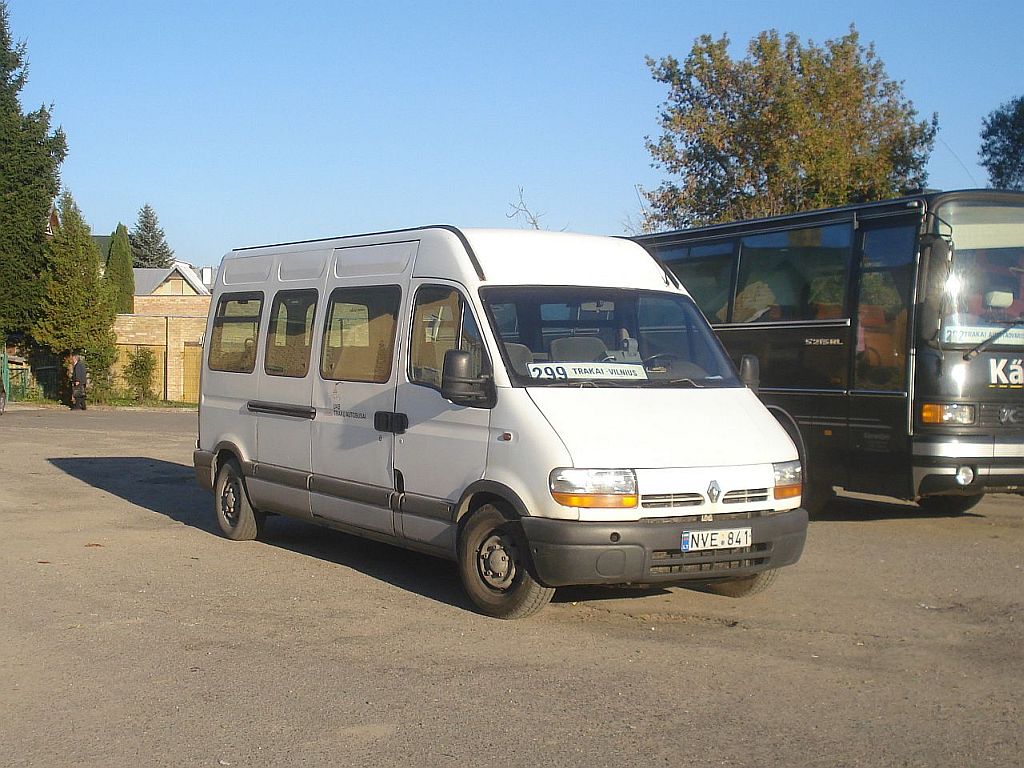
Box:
[932,200,1024,348]
[479,286,741,388]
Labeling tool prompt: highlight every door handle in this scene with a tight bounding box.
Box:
[374,411,409,434]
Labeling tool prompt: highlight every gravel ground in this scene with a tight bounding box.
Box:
[1,406,1021,767]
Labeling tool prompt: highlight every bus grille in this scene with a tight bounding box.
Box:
[980,403,1024,428]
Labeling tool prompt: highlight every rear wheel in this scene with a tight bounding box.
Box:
[214,458,265,540]
[457,505,554,619]
[705,569,779,598]
[0,388,6,415]
[917,494,984,515]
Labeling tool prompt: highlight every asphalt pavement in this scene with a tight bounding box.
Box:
[1,406,1021,767]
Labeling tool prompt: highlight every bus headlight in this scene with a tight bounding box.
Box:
[921,403,976,425]
[773,460,802,500]
[549,468,638,508]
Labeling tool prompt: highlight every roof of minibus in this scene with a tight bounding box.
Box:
[225,226,678,292]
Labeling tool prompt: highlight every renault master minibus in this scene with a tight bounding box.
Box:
[193,227,808,618]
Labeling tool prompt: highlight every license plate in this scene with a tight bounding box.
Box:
[681,527,752,552]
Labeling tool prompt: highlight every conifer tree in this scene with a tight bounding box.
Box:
[0,1,67,337]
[105,223,134,313]
[129,203,175,268]
[33,191,117,387]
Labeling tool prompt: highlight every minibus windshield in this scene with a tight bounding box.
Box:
[931,200,1024,349]
[480,287,741,388]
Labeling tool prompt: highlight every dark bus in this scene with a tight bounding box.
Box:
[635,189,1024,513]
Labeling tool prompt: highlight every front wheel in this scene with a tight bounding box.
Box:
[214,458,265,540]
[704,569,779,598]
[917,494,984,515]
[457,505,554,619]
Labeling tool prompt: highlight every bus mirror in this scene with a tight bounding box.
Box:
[739,354,760,392]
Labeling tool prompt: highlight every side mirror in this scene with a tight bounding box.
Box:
[441,349,495,407]
[738,354,760,392]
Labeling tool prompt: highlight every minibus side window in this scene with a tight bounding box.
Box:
[320,285,401,383]
[264,289,318,378]
[409,286,489,390]
[208,292,264,373]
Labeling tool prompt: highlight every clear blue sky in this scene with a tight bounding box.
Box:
[8,1,1023,267]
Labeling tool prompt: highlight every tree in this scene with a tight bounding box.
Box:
[130,203,174,268]
[33,190,116,400]
[980,96,1024,190]
[105,223,134,313]
[643,27,938,229]
[0,1,67,338]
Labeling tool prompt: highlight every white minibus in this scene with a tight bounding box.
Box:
[194,227,808,618]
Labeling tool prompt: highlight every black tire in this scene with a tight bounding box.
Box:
[214,458,265,541]
[457,505,554,619]
[802,483,835,515]
[0,388,6,416]
[917,494,984,515]
[705,568,779,598]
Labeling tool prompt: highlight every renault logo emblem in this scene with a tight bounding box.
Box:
[707,480,721,503]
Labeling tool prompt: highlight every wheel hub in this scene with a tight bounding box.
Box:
[221,481,239,525]
[478,533,517,590]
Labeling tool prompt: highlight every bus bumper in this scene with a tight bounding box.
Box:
[519,508,807,588]
[912,436,1024,496]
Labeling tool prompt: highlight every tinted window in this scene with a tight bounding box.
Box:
[409,286,488,389]
[662,241,734,322]
[208,292,263,373]
[855,225,916,390]
[735,224,853,322]
[320,286,401,383]
[264,289,318,378]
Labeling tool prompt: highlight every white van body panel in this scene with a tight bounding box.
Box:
[482,387,576,521]
[526,387,796,468]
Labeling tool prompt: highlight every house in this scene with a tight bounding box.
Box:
[111,262,212,403]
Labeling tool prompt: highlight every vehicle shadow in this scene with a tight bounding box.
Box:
[48,456,471,612]
[812,493,984,521]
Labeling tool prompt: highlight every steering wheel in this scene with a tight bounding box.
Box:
[642,352,680,369]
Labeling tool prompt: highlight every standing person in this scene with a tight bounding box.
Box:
[71,352,87,410]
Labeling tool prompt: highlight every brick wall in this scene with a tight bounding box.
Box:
[133,294,210,317]
[112,312,208,402]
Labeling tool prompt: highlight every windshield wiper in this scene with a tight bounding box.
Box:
[963,314,1024,360]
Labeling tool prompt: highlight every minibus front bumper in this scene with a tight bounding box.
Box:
[520,508,807,588]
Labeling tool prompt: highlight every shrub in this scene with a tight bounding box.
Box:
[123,347,157,402]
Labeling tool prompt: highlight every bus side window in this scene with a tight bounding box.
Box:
[854,226,917,390]
[662,241,735,322]
[735,225,853,323]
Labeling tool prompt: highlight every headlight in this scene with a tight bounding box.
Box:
[920,403,976,425]
[772,460,802,500]
[549,468,638,508]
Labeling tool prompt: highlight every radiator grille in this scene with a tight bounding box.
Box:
[979,403,1024,428]
[641,492,704,509]
[723,487,769,504]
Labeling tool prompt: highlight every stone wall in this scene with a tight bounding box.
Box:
[133,294,210,317]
